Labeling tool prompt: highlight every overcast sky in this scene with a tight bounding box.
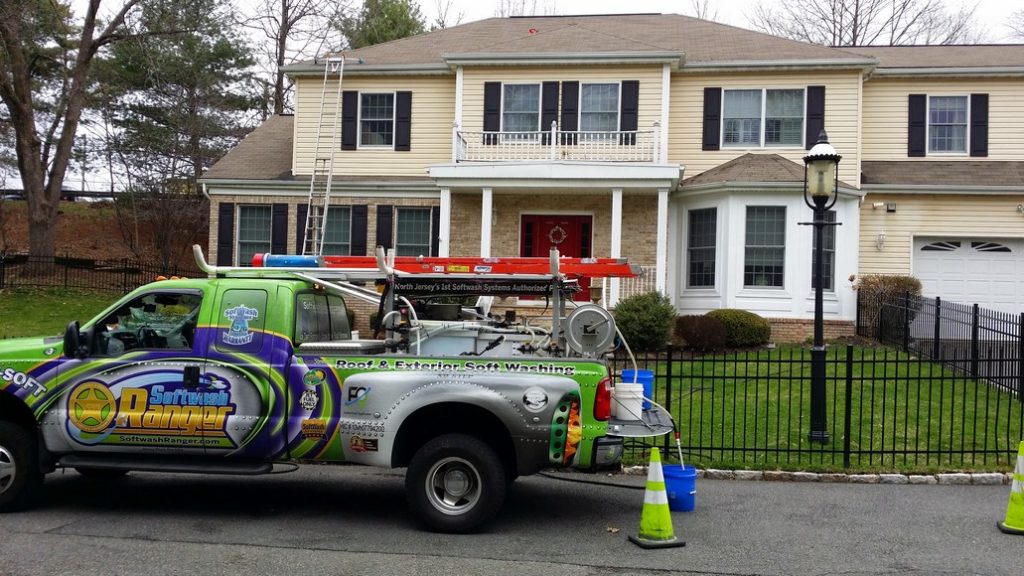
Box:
[420,0,1021,42]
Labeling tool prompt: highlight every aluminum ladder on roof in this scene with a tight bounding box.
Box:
[301,55,345,256]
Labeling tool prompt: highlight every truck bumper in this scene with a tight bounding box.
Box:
[591,436,624,469]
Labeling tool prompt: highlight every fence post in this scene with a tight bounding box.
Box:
[63,259,68,289]
[902,291,910,353]
[122,259,129,293]
[971,303,980,380]
[855,290,861,336]
[933,297,941,360]
[663,346,674,455]
[843,344,853,468]
[0,255,5,289]
[1018,313,1023,403]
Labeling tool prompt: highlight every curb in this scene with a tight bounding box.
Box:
[620,466,1013,485]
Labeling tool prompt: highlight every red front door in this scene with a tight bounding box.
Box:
[520,215,592,301]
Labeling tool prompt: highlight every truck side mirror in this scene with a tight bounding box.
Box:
[64,321,86,359]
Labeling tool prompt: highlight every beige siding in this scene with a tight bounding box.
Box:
[858,193,1024,275]
[862,78,1024,160]
[460,65,665,134]
[668,71,862,186]
[293,75,455,176]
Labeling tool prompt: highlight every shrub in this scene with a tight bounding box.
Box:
[612,291,676,352]
[855,274,923,332]
[706,309,771,348]
[674,314,727,352]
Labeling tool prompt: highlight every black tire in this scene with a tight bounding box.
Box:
[75,467,129,480]
[0,422,43,512]
[405,433,507,533]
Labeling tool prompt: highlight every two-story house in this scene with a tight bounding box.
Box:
[200,14,1024,339]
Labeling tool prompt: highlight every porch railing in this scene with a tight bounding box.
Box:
[454,121,661,163]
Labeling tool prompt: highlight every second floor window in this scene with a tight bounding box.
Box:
[395,207,432,256]
[580,83,619,136]
[360,93,395,147]
[237,205,271,266]
[929,95,967,154]
[502,84,540,133]
[723,88,804,148]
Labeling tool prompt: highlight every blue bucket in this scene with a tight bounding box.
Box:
[621,369,654,409]
[663,464,697,512]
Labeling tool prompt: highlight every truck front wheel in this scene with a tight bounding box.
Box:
[405,434,506,533]
[0,422,43,512]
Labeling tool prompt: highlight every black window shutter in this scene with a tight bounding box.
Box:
[805,86,826,150]
[216,202,234,266]
[342,91,358,150]
[395,91,412,151]
[702,87,722,151]
[540,81,559,144]
[295,204,308,253]
[560,81,579,145]
[970,93,988,157]
[430,206,441,257]
[908,94,927,157]
[619,80,639,145]
[271,204,288,255]
[351,205,368,256]
[375,205,393,249]
[483,82,501,145]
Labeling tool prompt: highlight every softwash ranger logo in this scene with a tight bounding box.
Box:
[67,380,236,447]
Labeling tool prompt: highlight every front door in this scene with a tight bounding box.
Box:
[520,215,592,301]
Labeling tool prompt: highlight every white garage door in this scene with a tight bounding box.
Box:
[913,238,1024,313]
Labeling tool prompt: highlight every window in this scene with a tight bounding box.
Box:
[723,89,804,148]
[322,207,352,255]
[744,206,786,288]
[580,83,619,138]
[395,207,431,256]
[811,210,836,291]
[687,208,717,288]
[237,205,272,266]
[502,84,540,134]
[359,93,395,147]
[294,292,351,345]
[97,291,203,354]
[929,96,967,154]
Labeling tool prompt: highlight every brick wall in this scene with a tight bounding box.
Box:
[768,318,856,343]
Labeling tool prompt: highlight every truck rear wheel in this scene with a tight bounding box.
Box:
[0,422,43,512]
[405,433,506,533]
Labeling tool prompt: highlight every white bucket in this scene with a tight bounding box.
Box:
[613,383,645,420]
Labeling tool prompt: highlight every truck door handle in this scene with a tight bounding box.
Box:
[183,365,201,388]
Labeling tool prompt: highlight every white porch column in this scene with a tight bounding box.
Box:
[439,187,451,257]
[480,187,493,257]
[610,188,623,306]
[656,188,669,293]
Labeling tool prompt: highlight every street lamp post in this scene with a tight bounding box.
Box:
[802,130,841,444]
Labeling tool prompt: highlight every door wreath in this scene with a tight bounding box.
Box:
[547,225,567,245]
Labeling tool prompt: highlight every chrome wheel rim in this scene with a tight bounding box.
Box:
[425,456,481,516]
[0,445,16,495]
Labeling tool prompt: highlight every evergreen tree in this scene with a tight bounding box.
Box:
[340,0,426,49]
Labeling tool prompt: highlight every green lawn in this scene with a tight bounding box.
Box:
[625,345,1024,473]
[0,287,116,338]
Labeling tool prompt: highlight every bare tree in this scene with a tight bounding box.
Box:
[238,0,348,116]
[748,0,980,46]
[494,0,558,18]
[687,0,719,21]
[431,0,464,30]
[0,0,146,259]
[1009,9,1024,39]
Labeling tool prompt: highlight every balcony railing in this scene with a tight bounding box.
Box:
[453,121,661,163]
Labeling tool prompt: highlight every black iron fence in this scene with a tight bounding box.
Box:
[0,254,201,293]
[607,344,1023,470]
[859,292,1023,398]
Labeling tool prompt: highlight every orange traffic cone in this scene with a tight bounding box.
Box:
[998,440,1024,535]
[628,448,686,549]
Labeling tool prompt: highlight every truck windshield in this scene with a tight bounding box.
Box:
[294,292,351,345]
